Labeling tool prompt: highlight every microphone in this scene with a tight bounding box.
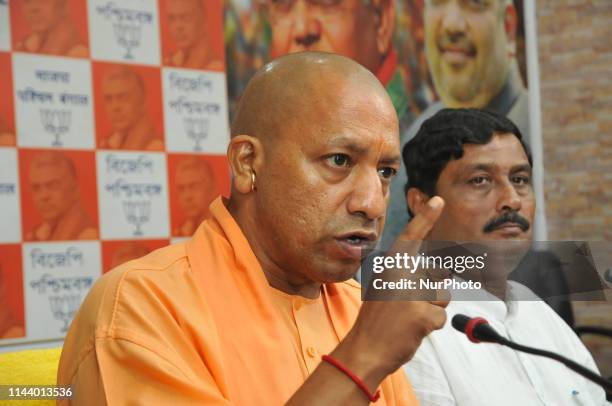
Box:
[452,314,612,394]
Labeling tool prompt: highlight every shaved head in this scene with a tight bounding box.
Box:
[231,52,395,143]
[227,51,400,297]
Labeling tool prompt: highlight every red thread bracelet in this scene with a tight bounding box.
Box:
[321,354,381,402]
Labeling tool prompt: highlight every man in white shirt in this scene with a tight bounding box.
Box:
[401,108,608,405]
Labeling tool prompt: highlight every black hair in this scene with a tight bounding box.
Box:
[403,108,532,214]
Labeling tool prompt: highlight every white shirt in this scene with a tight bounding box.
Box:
[404,281,609,406]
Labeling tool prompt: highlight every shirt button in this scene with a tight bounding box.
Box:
[293,300,301,311]
[306,346,317,358]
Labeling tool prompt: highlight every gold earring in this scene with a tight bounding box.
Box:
[250,170,256,192]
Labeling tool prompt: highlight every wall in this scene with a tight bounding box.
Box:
[537,0,612,375]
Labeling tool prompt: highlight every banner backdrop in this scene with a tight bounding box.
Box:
[0,0,543,346]
[0,0,230,345]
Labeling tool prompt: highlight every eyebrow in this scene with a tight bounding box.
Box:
[327,136,401,166]
[463,163,533,174]
[327,136,369,154]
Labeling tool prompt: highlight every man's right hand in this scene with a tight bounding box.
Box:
[287,196,448,405]
[333,196,449,388]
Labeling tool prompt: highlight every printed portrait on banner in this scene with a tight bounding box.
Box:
[19,149,99,242]
[10,0,89,58]
[167,154,230,238]
[224,0,530,245]
[0,245,25,341]
[159,0,225,71]
[0,52,15,146]
[93,62,165,151]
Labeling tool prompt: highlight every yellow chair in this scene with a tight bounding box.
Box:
[0,348,62,405]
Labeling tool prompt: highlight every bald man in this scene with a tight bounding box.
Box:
[173,157,217,237]
[15,0,88,57]
[58,52,448,405]
[100,66,163,151]
[26,151,97,241]
[164,0,223,70]
[262,0,430,249]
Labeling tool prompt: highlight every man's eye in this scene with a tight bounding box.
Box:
[468,176,489,185]
[512,175,531,185]
[326,154,351,168]
[378,167,397,179]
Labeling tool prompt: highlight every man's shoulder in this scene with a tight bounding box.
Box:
[76,242,194,328]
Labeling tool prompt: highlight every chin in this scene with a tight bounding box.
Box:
[318,264,360,284]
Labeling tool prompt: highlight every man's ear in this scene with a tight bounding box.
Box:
[374,0,395,56]
[406,187,430,216]
[227,135,263,194]
[503,2,518,57]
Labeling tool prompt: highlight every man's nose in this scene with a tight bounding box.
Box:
[441,1,468,36]
[292,1,322,48]
[496,181,522,213]
[347,169,387,222]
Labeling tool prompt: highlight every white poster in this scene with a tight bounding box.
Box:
[0,148,21,243]
[0,0,10,51]
[23,241,101,341]
[13,54,95,149]
[162,68,229,154]
[97,151,169,239]
[88,0,161,66]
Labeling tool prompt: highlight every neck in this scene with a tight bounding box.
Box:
[123,116,155,149]
[38,19,77,54]
[185,38,210,61]
[49,201,89,240]
[227,198,322,299]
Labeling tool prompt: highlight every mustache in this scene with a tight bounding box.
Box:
[483,211,530,233]
[437,33,476,55]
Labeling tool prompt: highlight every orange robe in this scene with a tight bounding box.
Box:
[58,197,418,405]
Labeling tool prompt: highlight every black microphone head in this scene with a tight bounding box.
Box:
[452,314,471,333]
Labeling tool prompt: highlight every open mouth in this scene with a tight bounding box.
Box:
[336,232,377,260]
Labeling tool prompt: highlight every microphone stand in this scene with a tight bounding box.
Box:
[495,335,612,394]
[453,314,612,394]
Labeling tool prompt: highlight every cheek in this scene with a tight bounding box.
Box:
[474,21,499,60]
[439,198,487,237]
[521,196,536,218]
[270,27,291,57]
[324,22,358,55]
